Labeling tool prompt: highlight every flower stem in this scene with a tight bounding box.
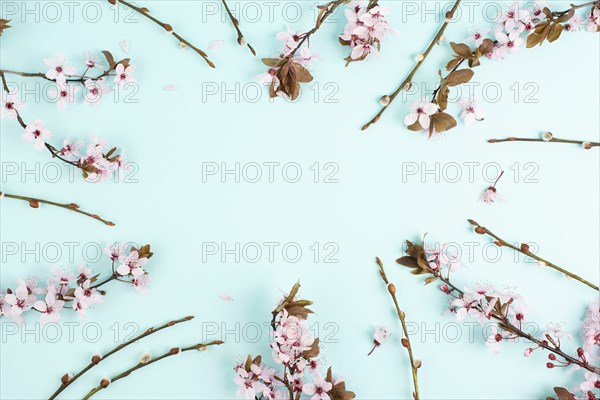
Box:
[114,0,214,68]
[488,136,599,148]
[0,192,115,226]
[468,219,599,291]
[47,316,194,400]
[0,69,110,83]
[221,0,256,55]
[375,257,420,400]
[361,0,462,131]
[81,340,224,400]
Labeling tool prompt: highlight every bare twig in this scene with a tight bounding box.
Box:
[221,0,256,55]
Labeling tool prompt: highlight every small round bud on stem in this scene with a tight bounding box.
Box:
[437,35,444,45]
[100,378,111,388]
[61,373,73,385]
[582,142,592,150]
[91,354,103,365]
[577,347,585,357]
[445,11,454,21]
[520,243,530,253]
[413,359,422,369]
[387,283,396,295]
[415,54,424,62]
[401,338,410,348]
[238,37,247,46]
[474,226,487,234]
[140,352,152,364]
[169,347,181,355]
[542,132,553,142]
[546,362,555,369]
[548,354,556,360]
[379,95,391,106]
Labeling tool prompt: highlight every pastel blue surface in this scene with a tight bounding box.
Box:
[1,1,599,399]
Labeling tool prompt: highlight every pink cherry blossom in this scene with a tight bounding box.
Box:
[114,63,136,87]
[58,139,83,159]
[33,286,65,325]
[404,97,438,130]
[132,274,151,295]
[22,120,52,150]
[1,91,23,119]
[486,325,505,353]
[117,250,147,277]
[234,368,266,400]
[84,51,105,69]
[580,371,600,391]
[458,98,486,126]
[49,83,80,109]
[480,170,504,204]
[73,279,103,316]
[84,78,111,106]
[467,27,490,46]
[368,325,390,355]
[302,373,332,400]
[44,55,76,84]
[4,280,37,321]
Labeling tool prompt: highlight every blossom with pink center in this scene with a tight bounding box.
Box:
[276,26,303,55]
[44,55,76,84]
[117,250,147,277]
[49,83,80,109]
[84,51,105,69]
[33,286,65,325]
[22,120,52,150]
[368,326,390,355]
[580,371,600,391]
[234,368,266,400]
[467,27,490,46]
[47,267,75,295]
[132,274,151,295]
[257,68,280,90]
[404,97,438,130]
[77,265,93,282]
[73,279,103,316]
[351,42,378,60]
[486,325,504,353]
[58,139,83,160]
[302,373,332,400]
[545,322,573,341]
[509,303,530,326]
[1,91,23,119]
[4,280,37,321]
[84,78,111,106]
[480,170,504,204]
[495,31,524,54]
[114,63,136,87]
[452,293,483,321]
[104,242,127,262]
[458,98,486,126]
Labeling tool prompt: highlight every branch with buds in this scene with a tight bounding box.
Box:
[468,219,599,291]
[221,0,256,55]
[488,132,599,149]
[361,0,462,130]
[48,316,195,400]
[81,340,223,399]
[397,239,600,377]
[374,257,421,400]
[107,0,214,67]
[0,191,114,226]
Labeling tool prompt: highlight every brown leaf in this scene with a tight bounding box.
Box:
[526,32,545,48]
[285,304,313,320]
[101,51,115,69]
[445,69,474,87]
[396,256,419,269]
[450,42,474,59]
[424,276,438,285]
[547,23,563,43]
[293,63,313,83]
[478,38,495,55]
[556,7,575,23]
[430,112,457,133]
[553,387,575,400]
[262,58,282,67]
[407,120,423,132]
[301,338,320,359]
[445,57,462,71]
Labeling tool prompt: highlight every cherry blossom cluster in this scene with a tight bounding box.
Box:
[0,243,153,325]
[339,2,397,64]
[234,282,355,400]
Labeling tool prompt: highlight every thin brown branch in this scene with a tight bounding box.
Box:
[361,0,462,131]
[0,69,111,83]
[48,316,194,400]
[221,0,256,55]
[0,192,115,226]
[81,340,224,400]
[114,0,214,68]
[375,257,421,400]
[468,219,599,291]
[488,136,599,148]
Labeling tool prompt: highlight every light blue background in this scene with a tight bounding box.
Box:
[1,1,599,399]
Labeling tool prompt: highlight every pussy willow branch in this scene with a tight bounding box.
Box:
[468,219,599,291]
[361,0,462,131]
[433,272,600,374]
[0,71,84,170]
[48,316,194,400]
[221,0,256,55]
[285,0,346,59]
[112,0,214,68]
[0,192,115,226]
[488,136,599,147]
[375,257,420,400]
[81,340,224,400]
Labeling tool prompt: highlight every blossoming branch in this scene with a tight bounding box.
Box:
[468,219,599,291]
[374,257,421,400]
[396,239,600,398]
[82,340,223,399]
[361,0,462,130]
[488,132,599,149]
[0,191,114,226]
[48,315,195,400]
[234,281,356,400]
[260,0,396,101]
[0,243,153,324]
[0,52,130,182]
[404,1,600,136]
[221,0,256,55]
[106,0,214,67]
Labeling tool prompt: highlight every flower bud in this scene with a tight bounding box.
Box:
[582,142,593,150]
[440,284,450,293]
[548,354,556,360]
[169,347,181,355]
[179,41,188,49]
[379,95,390,106]
[415,54,424,62]
[91,354,102,365]
[387,283,396,295]
[100,378,111,388]
[238,37,247,46]
[542,132,553,142]
[577,347,584,357]
[474,226,487,234]
[520,243,530,253]
[524,348,533,357]
[140,353,152,364]
[437,35,444,45]
[401,338,409,348]
[61,373,73,385]
[546,362,554,369]
[413,359,422,369]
